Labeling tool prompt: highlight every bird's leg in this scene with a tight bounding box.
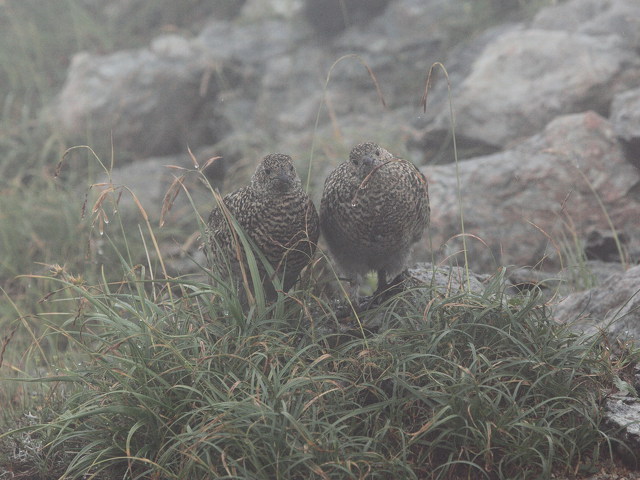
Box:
[387,271,406,291]
[372,269,406,305]
[375,269,388,295]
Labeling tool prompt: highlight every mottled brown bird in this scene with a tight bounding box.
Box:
[205,153,319,301]
[320,142,430,294]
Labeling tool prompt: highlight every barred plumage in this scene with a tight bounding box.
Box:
[205,153,319,301]
[320,142,430,293]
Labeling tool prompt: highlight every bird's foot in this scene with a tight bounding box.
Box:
[371,271,407,305]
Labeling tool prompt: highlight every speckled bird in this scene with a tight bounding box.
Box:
[320,142,430,294]
[205,153,320,301]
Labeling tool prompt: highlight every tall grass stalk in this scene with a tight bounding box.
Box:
[423,62,470,290]
[306,53,387,193]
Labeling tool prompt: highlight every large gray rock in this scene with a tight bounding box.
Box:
[420,111,640,273]
[332,0,467,108]
[533,0,640,50]
[423,28,640,149]
[48,34,233,159]
[553,264,640,342]
[302,0,391,36]
[414,0,640,160]
[197,18,320,138]
[240,0,303,20]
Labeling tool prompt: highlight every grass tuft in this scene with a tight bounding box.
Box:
[1,255,635,479]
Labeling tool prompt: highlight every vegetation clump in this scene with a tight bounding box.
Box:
[2,256,633,479]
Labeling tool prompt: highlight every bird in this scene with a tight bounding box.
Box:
[205,153,320,302]
[319,142,430,297]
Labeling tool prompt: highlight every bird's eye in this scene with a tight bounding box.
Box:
[352,159,359,166]
[375,149,380,156]
[264,167,272,175]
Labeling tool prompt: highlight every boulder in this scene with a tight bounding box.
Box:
[47,0,490,167]
[197,18,321,137]
[240,0,303,20]
[332,0,468,109]
[533,0,640,50]
[302,0,391,36]
[405,262,487,295]
[553,264,640,342]
[48,34,234,160]
[420,111,640,273]
[422,28,640,150]
[101,130,273,224]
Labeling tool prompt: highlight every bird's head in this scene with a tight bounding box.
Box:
[348,142,393,180]
[252,153,302,195]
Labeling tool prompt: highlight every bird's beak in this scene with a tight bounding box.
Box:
[274,170,293,191]
[277,171,292,184]
[362,155,375,168]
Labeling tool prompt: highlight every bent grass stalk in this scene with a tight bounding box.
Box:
[307,53,387,193]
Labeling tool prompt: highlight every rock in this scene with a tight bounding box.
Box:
[241,0,303,20]
[610,87,640,169]
[533,0,640,50]
[407,22,521,164]
[319,262,490,334]
[302,0,391,36]
[422,28,640,149]
[553,265,640,342]
[333,0,468,108]
[507,261,627,298]
[507,267,561,294]
[103,152,210,225]
[48,34,234,160]
[197,18,320,137]
[48,0,489,169]
[603,394,640,467]
[405,262,487,296]
[576,260,626,287]
[420,111,640,274]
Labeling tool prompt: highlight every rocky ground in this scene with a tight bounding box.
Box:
[45,0,640,472]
